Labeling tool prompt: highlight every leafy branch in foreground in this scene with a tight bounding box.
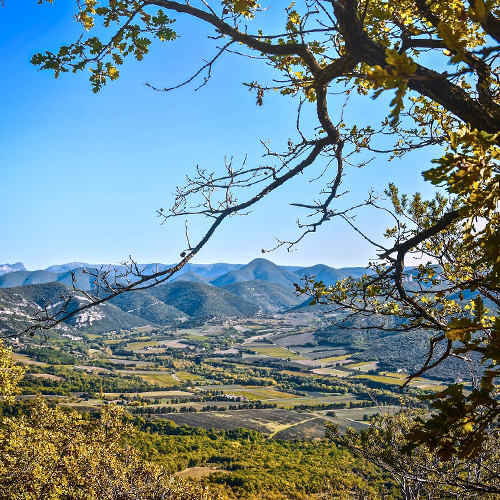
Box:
[327,410,500,498]
[12,0,500,458]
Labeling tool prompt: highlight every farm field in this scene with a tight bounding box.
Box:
[242,345,306,359]
[12,309,457,447]
[117,370,179,385]
[147,408,329,437]
[311,368,351,377]
[11,353,48,366]
[223,387,302,401]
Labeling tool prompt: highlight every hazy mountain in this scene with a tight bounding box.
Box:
[294,264,366,286]
[171,271,212,285]
[182,263,244,277]
[0,267,127,291]
[211,258,300,288]
[56,268,103,290]
[0,270,58,288]
[0,262,26,276]
[43,262,244,278]
[147,281,259,317]
[44,262,95,273]
[221,280,304,313]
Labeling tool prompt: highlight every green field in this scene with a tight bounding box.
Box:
[381,371,408,379]
[312,368,351,377]
[133,326,156,333]
[175,371,203,381]
[118,370,179,386]
[317,354,354,362]
[225,387,302,401]
[127,340,159,349]
[244,346,305,359]
[345,361,377,368]
[354,374,405,385]
[11,353,48,366]
[186,335,210,341]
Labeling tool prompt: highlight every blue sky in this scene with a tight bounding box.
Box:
[0,1,440,271]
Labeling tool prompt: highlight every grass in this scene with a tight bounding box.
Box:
[133,326,155,333]
[175,371,202,381]
[354,374,405,386]
[317,354,354,363]
[105,390,194,398]
[11,353,48,366]
[312,368,351,377]
[177,328,206,335]
[244,346,305,359]
[118,370,179,386]
[381,371,408,379]
[174,467,228,479]
[227,388,302,400]
[345,361,377,368]
[103,339,125,345]
[127,340,159,349]
[186,335,210,341]
[29,373,65,381]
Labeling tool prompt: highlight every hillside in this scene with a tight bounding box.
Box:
[0,282,148,335]
[211,259,300,288]
[109,291,188,324]
[147,282,259,317]
[294,264,366,286]
[221,280,304,313]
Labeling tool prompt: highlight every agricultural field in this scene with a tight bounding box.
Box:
[117,370,179,386]
[242,345,306,359]
[11,309,456,442]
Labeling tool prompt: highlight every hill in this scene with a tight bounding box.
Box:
[221,280,304,313]
[0,262,26,276]
[171,271,212,285]
[109,291,188,324]
[0,282,148,335]
[147,282,259,317]
[211,259,299,288]
[294,264,366,286]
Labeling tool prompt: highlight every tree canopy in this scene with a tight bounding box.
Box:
[13,0,500,459]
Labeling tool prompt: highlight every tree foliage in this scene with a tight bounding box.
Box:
[0,346,219,500]
[17,0,500,460]
[327,410,500,499]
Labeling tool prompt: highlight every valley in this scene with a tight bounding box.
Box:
[0,258,476,499]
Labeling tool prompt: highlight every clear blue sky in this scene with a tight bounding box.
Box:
[0,1,440,271]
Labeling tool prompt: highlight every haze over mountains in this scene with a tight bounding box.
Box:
[0,259,366,289]
[0,258,366,336]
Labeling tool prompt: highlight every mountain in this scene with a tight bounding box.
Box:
[171,271,212,285]
[109,291,188,324]
[182,263,244,278]
[44,262,94,273]
[0,262,26,276]
[0,267,123,291]
[294,264,366,286]
[221,280,304,313]
[0,282,147,336]
[56,268,102,290]
[43,262,244,278]
[147,282,259,317]
[210,258,300,288]
[0,270,64,288]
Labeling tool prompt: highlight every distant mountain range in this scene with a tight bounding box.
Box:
[0,258,368,335]
[0,262,26,275]
[0,258,366,289]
